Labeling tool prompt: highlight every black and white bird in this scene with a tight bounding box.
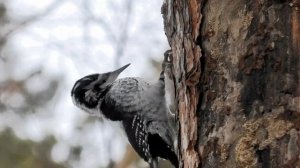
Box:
[71,53,178,168]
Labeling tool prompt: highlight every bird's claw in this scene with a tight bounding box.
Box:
[162,50,173,72]
[164,50,173,64]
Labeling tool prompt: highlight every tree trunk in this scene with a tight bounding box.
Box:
[162,0,300,168]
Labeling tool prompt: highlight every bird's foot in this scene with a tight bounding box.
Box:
[163,50,173,70]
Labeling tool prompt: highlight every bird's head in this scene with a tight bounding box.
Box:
[71,64,130,116]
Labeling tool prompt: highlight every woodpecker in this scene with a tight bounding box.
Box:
[71,51,178,168]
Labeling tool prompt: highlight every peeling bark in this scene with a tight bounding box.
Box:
[162,0,300,168]
[162,0,204,167]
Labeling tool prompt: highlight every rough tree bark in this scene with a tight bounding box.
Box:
[162,0,300,168]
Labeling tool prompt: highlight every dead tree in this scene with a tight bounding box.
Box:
[162,0,300,167]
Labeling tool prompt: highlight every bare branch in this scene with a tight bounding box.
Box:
[1,0,65,40]
[114,0,133,68]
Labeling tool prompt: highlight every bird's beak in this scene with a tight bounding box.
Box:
[108,63,130,82]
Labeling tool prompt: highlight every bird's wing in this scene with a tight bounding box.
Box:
[103,77,175,151]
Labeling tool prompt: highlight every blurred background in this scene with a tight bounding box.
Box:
[0,0,169,167]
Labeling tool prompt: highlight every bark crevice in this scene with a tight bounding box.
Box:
[163,0,300,167]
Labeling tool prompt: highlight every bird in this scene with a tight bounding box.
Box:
[71,54,178,168]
